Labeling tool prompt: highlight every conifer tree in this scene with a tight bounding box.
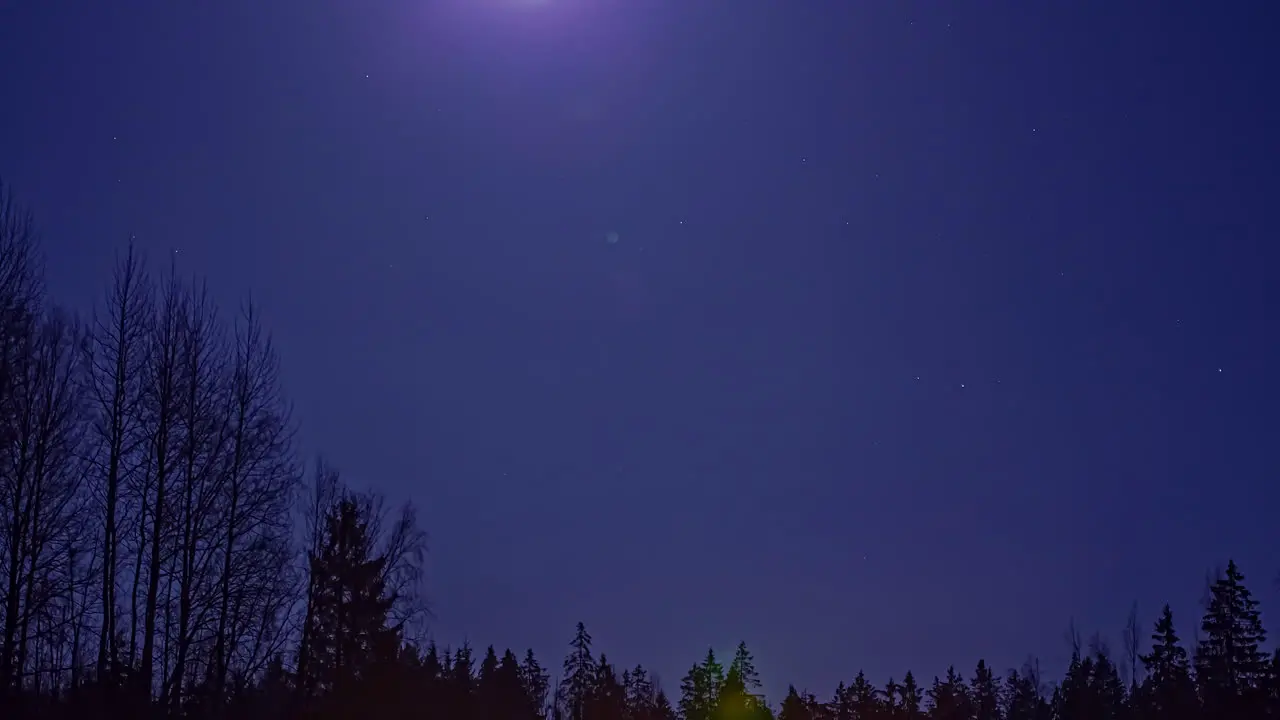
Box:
[1003,668,1042,720]
[730,642,762,695]
[450,642,477,720]
[589,655,626,720]
[523,649,552,719]
[654,687,678,720]
[900,671,923,719]
[704,649,726,706]
[1088,648,1126,720]
[497,649,534,720]
[478,646,501,719]
[562,623,596,720]
[294,497,398,709]
[883,678,900,719]
[779,686,809,720]
[1196,560,1268,718]
[828,682,851,720]
[718,646,770,720]
[624,664,654,720]
[926,667,968,720]
[846,672,879,720]
[970,660,1000,720]
[680,659,713,720]
[1055,650,1090,720]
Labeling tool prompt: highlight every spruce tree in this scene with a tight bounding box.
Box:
[883,678,900,718]
[779,686,809,720]
[829,682,851,720]
[847,671,879,720]
[926,667,968,720]
[730,642,762,694]
[900,671,923,719]
[1054,651,1090,720]
[1088,649,1126,720]
[680,660,713,720]
[970,660,999,720]
[590,655,626,720]
[719,643,770,720]
[562,623,596,720]
[523,649,551,719]
[704,649,726,706]
[294,497,398,709]
[624,665,654,720]
[1137,607,1196,719]
[1004,669,1041,720]
[1197,560,1268,719]
[497,649,533,720]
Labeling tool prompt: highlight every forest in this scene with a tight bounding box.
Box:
[0,178,1275,720]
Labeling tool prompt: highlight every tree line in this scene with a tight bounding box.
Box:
[1,179,1276,719]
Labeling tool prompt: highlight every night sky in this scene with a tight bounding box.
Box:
[3,0,1278,702]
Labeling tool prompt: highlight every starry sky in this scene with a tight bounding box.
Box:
[2,0,1278,702]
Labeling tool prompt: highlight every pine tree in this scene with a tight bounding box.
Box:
[900,671,923,719]
[589,655,626,720]
[680,659,713,720]
[730,642,762,694]
[719,643,770,720]
[828,682,851,720]
[562,622,596,720]
[1004,668,1041,720]
[883,678,900,719]
[704,649,726,706]
[450,642,477,720]
[846,672,879,720]
[1088,648,1126,720]
[779,686,810,720]
[524,649,551,719]
[294,497,398,709]
[498,649,534,720]
[654,687,678,720]
[926,667,968,720]
[1197,560,1268,719]
[970,660,999,720]
[625,664,654,720]
[1055,650,1090,720]
[477,646,500,719]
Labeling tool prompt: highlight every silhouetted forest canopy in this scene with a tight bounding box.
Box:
[0,178,1276,720]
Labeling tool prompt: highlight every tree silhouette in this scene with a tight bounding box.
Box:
[1196,559,1268,718]
[3,176,1280,720]
[561,622,595,720]
[1137,605,1195,720]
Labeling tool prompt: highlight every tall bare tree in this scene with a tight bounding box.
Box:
[19,313,87,684]
[162,278,231,709]
[84,243,151,683]
[0,181,47,696]
[137,265,186,695]
[208,299,298,701]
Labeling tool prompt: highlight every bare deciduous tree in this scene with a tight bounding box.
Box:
[209,300,298,701]
[138,264,186,694]
[84,243,151,683]
[1,311,86,692]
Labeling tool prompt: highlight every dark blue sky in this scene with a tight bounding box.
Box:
[3,0,1278,701]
